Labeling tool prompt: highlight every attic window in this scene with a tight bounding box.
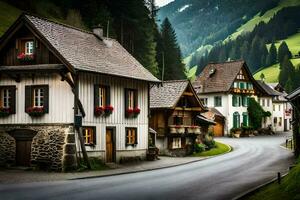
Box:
[25,41,34,55]
[237,70,245,80]
[209,68,216,77]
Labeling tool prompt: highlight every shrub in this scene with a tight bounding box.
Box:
[203,134,216,150]
[248,98,268,129]
[194,143,206,153]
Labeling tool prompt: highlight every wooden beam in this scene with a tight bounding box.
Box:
[182,92,194,96]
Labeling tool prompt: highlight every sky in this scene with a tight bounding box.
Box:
[156,0,174,7]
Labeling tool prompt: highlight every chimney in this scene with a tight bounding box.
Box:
[93,24,103,38]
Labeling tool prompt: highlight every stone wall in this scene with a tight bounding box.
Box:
[0,124,77,171]
[0,131,15,167]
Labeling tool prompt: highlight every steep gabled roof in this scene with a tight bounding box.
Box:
[150,80,205,109]
[193,60,245,93]
[0,14,160,83]
[256,80,281,96]
[193,60,266,95]
[287,87,300,101]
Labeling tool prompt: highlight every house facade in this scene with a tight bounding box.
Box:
[149,80,214,156]
[193,60,268,136]
[0,14,159,170]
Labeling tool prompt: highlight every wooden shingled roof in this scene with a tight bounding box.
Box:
[0,14,160,83]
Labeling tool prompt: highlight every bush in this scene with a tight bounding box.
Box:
[203,134,216,150]
[194,143,206,153]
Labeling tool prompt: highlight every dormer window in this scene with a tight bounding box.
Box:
[25,41,34,55]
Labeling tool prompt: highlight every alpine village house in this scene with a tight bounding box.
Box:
[193,60,269,136]
[150,80,215,156]
[0,14,160,171]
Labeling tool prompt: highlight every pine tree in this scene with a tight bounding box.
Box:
[279,55,295,87]
[267,42,277,66]
[278,41,292,64]
[285,77,293,93]
[160,18,186,80]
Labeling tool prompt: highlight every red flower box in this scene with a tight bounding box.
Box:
[17,53,35,61]
[0,107,11,117]
[26,107,45,117]
[95,105,114,116]
[126,107,140,118]
[94,106,105,116]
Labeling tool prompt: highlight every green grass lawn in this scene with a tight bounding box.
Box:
[0,1,21,36]
[243,158,300,200]
[254,58,300,83]
[193,141,231,157]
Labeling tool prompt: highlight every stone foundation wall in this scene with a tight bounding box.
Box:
[0,132,15,167]
[0,124,77,171]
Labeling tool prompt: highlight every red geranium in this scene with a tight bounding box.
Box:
[26,107,45,117]
[95,106,105,116]
[17,53,34,61]
[105,105,114,111]
[126,108,134,114]
[133,107,140,114]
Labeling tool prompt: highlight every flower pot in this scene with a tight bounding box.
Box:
[170,127,176,134]
[176,127,185,134]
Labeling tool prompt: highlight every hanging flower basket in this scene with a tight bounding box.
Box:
[0,107,11,117]
[94,106,105,116]
[26,107,45,117]
[126,107,140,118]
[104,105,114,115]
[17,53,35,63]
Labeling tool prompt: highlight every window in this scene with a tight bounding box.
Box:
[99,87,106,107]
[247,83,253,90]
[83,127,96,145]
[126,128,137,145]
[33,88,44,107]
[25,85,49,113]
[274,117,277,126]
[233,112,240,128]
[25,41,34,55]
[94,85,110,111]
[242,96,248,107]
[173,116,183,125]
[214,96,222,107]
[242,112,249,126]
[262,98,265,107]
[125,89,138,109]
[279,117,282,126]
[273,105,276,111]
[0,86,16,113]
[232,95,241,107]
[239,82,246,89]
[172,137,181,149]
[278,105,281,111]
[200,98,208,106]
[267,99,270,107]
[237,70,245,80]
[234,82,239,88]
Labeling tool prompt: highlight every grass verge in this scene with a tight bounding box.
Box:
[193,141,231,157]
[242,158,300,200]
[77,157,110,172]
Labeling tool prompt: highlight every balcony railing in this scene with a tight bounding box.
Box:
[169,125,201,134]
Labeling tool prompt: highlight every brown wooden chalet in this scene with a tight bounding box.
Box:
[150,80,214,156]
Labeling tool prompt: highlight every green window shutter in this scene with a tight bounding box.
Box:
[134,128,138,144]
[232,95,236,107]
[94,84,100,109]
[25,86,32,112]
[93,127,97,145]
[233,112,240,128]
[243,113,248,126]
[106,86,110,106]
[43,85,49,113]
[238,96,241,107]
[134,89,138,108]
[125,128,129,145]
[9,86,16,114]
[233,114,237,128]
[125,89,129,117]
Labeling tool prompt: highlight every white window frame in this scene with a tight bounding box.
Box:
[172,137,181,149]
[25,41,34,55]
[33,88,44,107]
[128,90,135,109]
[1,89,11,108]
[99,87,106,107]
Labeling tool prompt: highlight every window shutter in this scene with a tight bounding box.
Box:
[134,128,138,144]
[125,129,129,145]
[134,89,138,108]
[25,86,32,112]
[106,86,110,106]
[43,85,49,113]
[232,96,236,107]
[181,137,185,148]
[94,85,100,110]
[125,89,129,117]
[93,127,96,145]
[9,86,16,114]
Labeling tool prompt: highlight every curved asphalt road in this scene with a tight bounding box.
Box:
[0,134,294,200]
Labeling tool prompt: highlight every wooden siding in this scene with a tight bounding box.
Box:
[78,72,149,151]
[0,73,74,124]
[0,27,61,66]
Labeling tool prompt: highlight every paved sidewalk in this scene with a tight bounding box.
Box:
[0,156,208,184]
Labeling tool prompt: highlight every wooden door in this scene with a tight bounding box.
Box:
[16,140,32,166]
[213,121,224,137]
[106,129,114,163]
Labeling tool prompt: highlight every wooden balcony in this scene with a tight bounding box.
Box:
[232,88,255,94]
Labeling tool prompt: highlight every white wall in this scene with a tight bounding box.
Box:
[78,72,149,161]
[259,97,273,129]
[0,73,74,124]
